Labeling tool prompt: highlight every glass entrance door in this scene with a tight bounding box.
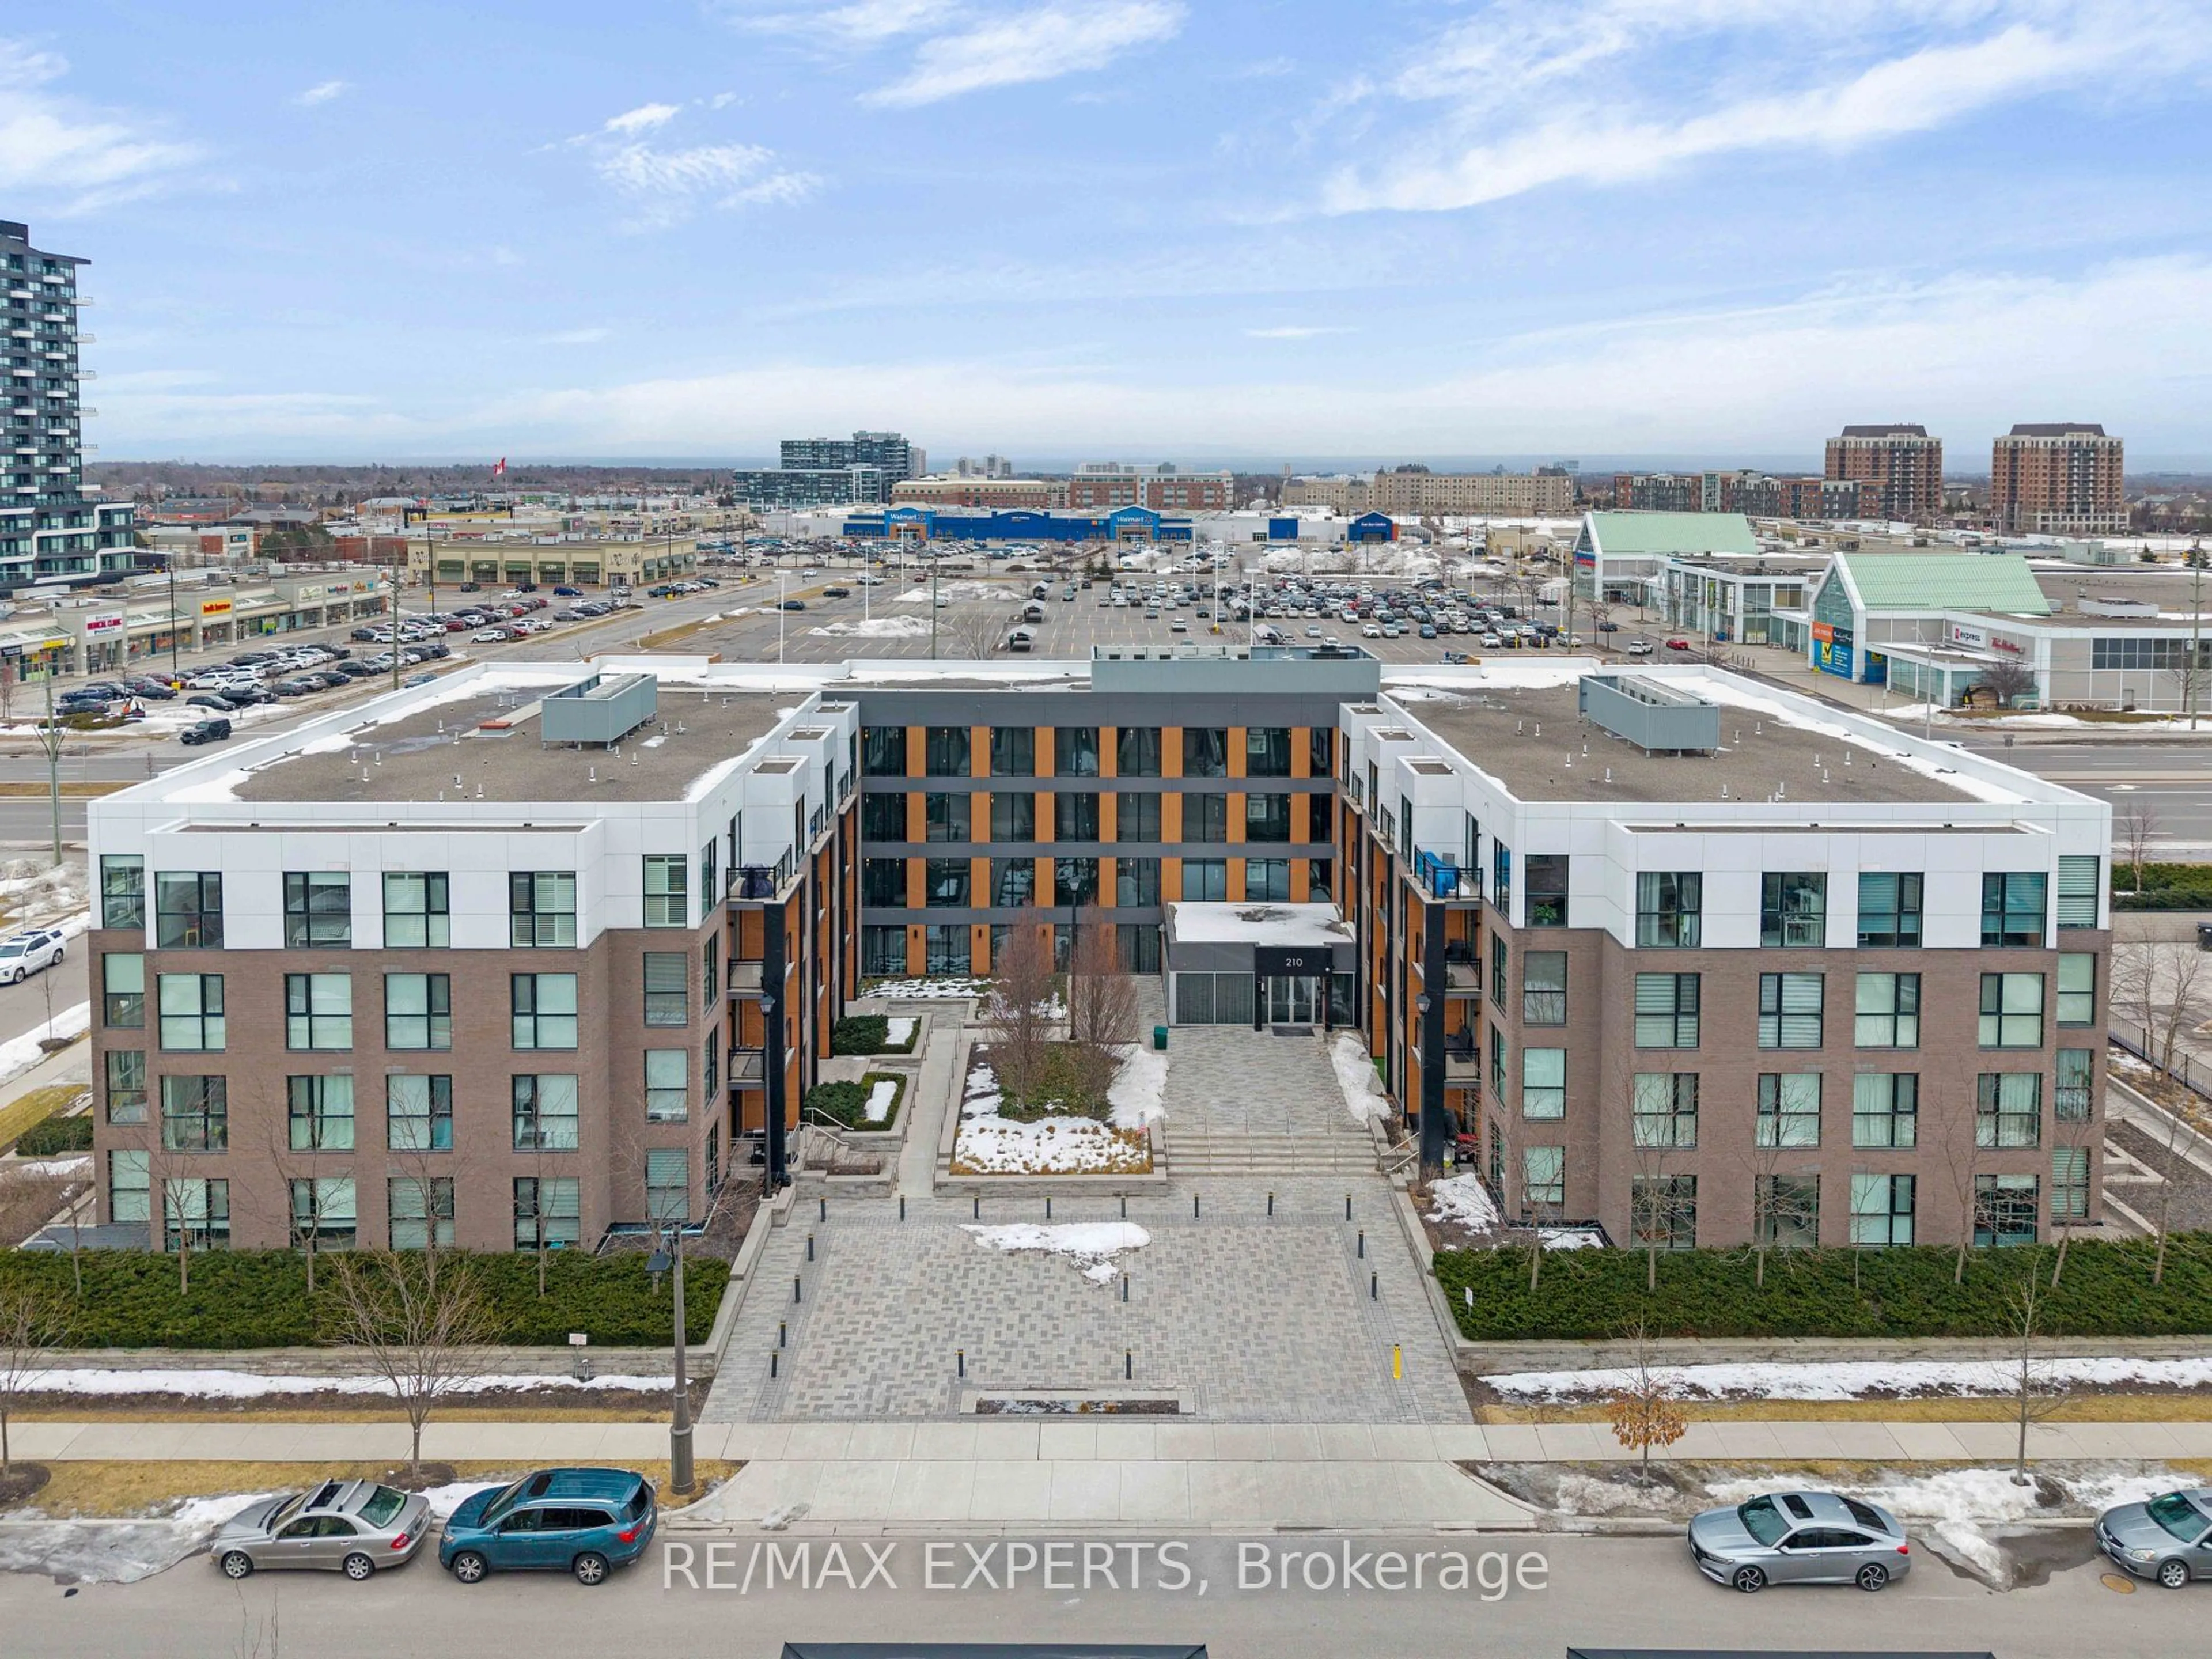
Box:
[1266,975,1317,1025]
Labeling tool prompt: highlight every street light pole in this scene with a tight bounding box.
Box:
[669,1235,694,1494]
[39,672,62,865]
[167,558,180,680]
[2190,550,2203,732]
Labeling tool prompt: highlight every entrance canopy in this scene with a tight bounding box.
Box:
[1164,903,1355,1027]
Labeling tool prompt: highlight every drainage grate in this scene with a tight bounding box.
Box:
[974,1397,1182,1415]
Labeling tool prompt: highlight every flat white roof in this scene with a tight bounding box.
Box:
[1166,902,1350,947]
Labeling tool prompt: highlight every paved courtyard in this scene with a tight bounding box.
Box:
[1158,1020,1367,1137]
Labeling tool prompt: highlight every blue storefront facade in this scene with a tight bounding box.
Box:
[842,506,1194,543]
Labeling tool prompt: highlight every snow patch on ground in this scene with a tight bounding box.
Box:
[809,616,931,639]
[1484,1354,2212,1402]
[0,857,90,925]
[951,1059,1150,1175]
[1427,1173,1501,1232]
[0,1001,88,1090]
[1107,1043,1168,1128]
[863,1078,899,1123]
[10,1368,672,1399]
[863,978,987,1001]
[885,1016,917,1047]
[961,1221,1152,1284]
[1329,1032,1388,1124]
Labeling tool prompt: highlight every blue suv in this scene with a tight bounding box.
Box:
[438,1468,656,1586]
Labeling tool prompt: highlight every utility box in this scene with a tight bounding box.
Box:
[541,672,657,748]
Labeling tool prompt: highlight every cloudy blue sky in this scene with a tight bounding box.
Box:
[9,0,2212,467]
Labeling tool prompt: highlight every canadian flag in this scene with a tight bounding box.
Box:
[492,457,507,477]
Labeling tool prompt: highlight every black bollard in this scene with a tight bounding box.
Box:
[1345,1193,1353,1221]
[770,1350,778,1378]
[1124,1349,1132,1380]
[778,1320,787,1350]
[819,1196,827,1222]
[900,1194,906,1221]
[1357,1230,1365,1259]
[957,1349,965,1379]
[974,1195,980,1219]
[794,1275,802,1304]
[1370,1271,1378,1300]
[1267,1191,1274,1217]
[807,1233,815,1262]
[1046,1196,1052,1220]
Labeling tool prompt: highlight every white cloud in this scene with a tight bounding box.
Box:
[1245,325,1353,339]
[603,101,680,135]
[728,0,963,48]
[0,37,204,213]
[865,2,1185,107]
[562,103,819,228]
[536,327,611,345]
[294,79,347,106]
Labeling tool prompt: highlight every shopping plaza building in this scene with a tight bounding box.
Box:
[85,649,2111,1257]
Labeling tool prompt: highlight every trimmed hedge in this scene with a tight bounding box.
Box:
[0,1247,725,1350]
[1434,1234,2212,1342]
[13,1113,94,1156]
[831,1014,920,1056]
[804,1073,906,1129]
[2113,862,2212,912]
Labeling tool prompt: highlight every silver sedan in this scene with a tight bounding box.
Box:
[211,1479,431,1581]
[1687,1490,1912,1593]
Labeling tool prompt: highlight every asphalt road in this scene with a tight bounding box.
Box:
[0,1531,2180,1659]
[1959,740,2212,847]
[0,948,83,1043]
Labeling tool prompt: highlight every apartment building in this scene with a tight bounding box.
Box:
[890,476,1065,510]
[781,431,923,481]
[1064,464,1234,513]
[1990,423,2127,536]
[1282,471,1575,517]
[1825,425,1945,523]
[86,652,2108,1257]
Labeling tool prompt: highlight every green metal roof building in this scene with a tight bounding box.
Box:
[1573,511,1758,599]
[1808,551,2052,683]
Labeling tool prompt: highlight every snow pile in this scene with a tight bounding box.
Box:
[1484,1354,2212,1403]
[863,1078,899,1123]
[863,978,987,1001]
[0,857,90,926]
[961,1221,1152,1284]
[1107,1043,1168,1129]
[11,1367,672,1399]
[885,1016,917,1047]
[1329,1032,1388,1124]
[809,616,930,639]
[1427,1173,1501,1233]
[952,1059,1150,1175]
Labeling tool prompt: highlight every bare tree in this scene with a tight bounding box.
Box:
[947,603,1010,660]
[0,1282,65,1476]
[1999,1259,2073,1484]
[1929,1081,1992,1285]
[1977,657,2036,710]
[145,1139,217,1296]
[322,1251,498,1475]
[1628,1066,1697,1291]
[1605,1320,1688,1476]
[2047,1073,2100,1288]
[2117,940,2206,1083]
[1064,904,1137,1051]
[2117,801,2160,895]
[984,921,1058,1109]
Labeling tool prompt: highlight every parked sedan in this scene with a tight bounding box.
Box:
[213,1479,431,1581]
[2098,1488,2212,1587]
[440,1468,657,1586]
[1687,1491,1911,1593]
[0,928,65,983]
[471,627,515,642]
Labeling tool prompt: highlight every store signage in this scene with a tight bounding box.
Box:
[199,599,233,618]
[1947,622,1987,649]
[1256,946,1328,976]
[84,613,123,635]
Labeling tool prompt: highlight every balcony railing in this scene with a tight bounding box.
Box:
[1442,1032,1483,1084]
[728,1046,767,1085]
[1413,849,1481,902]
[726,958,766,993]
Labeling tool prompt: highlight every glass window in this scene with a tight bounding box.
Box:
[992,792,1036,842]
[286,1074,355,1152]
[104,1049,147,1124]
[861,792,907,840]
[926,858,972,907]
[1116,726,1161,777]
[924,923,971,975]
[1305,793,1334,843]
[1854,972,1920,1048]
[109,1149,150,1224]
[1635,872,1700,948]
[646,1049,689,1122]
[1043,791,1094,844]
[1054,726,1099,777]
[160,1074,228,1152]
[703,1025,719,1096]
[1978,972,2044,1047]
[1977,1073,2043,1147]
[2056,1048,2094,1120]
[283,872,352,948]
[990,726,1035,777]
[1852,1073,1918,1147]
[1634,973,1699,1048]
[509,872,578,948]
[100,854,145,930]
[1760,872,1826,948]
[1522,952,1566,1025]
[1525,855,1569,928]
[862,726,908,775]
[1974,1172,2040,1247]
[862,858,906,907]
[1184,793,1228,842]
[160,1177,231,1252]
[1488,1022,1506,1096]
[157,972,225,1050]
[1306,858,1332,902]
[1245,858,1290,902]
[1850,1172,1915,1246]
[643,855,688,929]
[925,726,971,776]
[1051,858,1097,907]
[1521,1047,1565,1119]
[1309,726,1334,778]
[2056,954,2096,1026]
[1181,858,1226,902]
[386,1074,453,1151]
[1758,972,1824,1048]
[1245,728,1291,777]
[1245,794,1292,843]
[513,1176,581,1248]
[1522,1145,1565,1208]
[1981,872,2047,947]
[1756,1175,1821,1250]
[1490,933,1508,1004]
[1116,858,1160,907]
[1631,1175,1697,1251]
[862,926,906,976]
[512,1073,580,1152]
[284,974,353,1050]
[389,1176,454,1249]
[646,1147,690,1222]
[1756,1073,1823,1147]
[1117,924,1160,974]
[1632,1073,1698,1147]
[1183,728,1228,778]
[994,858,1037,907]
[384,974,452,1050]
[1855,872,1923,948]
[382,873,450,948]
[1115,793,1160,842]
[924,793,970,842]
[643,951,688,1026]
[102,952,145,1028]
[511,973,579,1049]
[154,872,223,949]
[2056,855,2100,929]
[2052,1147,2091,1221]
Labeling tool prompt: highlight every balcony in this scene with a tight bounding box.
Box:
[728,1046,768,1086]
[1412,848,1481,903]
[1442,1031,1483,1085]
[726,957,766,994]
[1442,943,1481,995]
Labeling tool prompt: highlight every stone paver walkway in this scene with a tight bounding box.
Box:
[1160,1022,1358,1137]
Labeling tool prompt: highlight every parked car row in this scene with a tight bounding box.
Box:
[212,1468,657,1588]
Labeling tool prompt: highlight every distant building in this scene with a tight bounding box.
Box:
[891,476,1065,510]
[952,455,1014,479]
[1825,424,1945,522]
[1572,510,1759,603]
[843,505,1194,543]
[1065,463,1233,513]
[779,431,923,481]
[729,465,892,509]
[0,219,137,593]
[1283,469,1574,517]
[1990,423,2127,535]
[1614,470,1877,521]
